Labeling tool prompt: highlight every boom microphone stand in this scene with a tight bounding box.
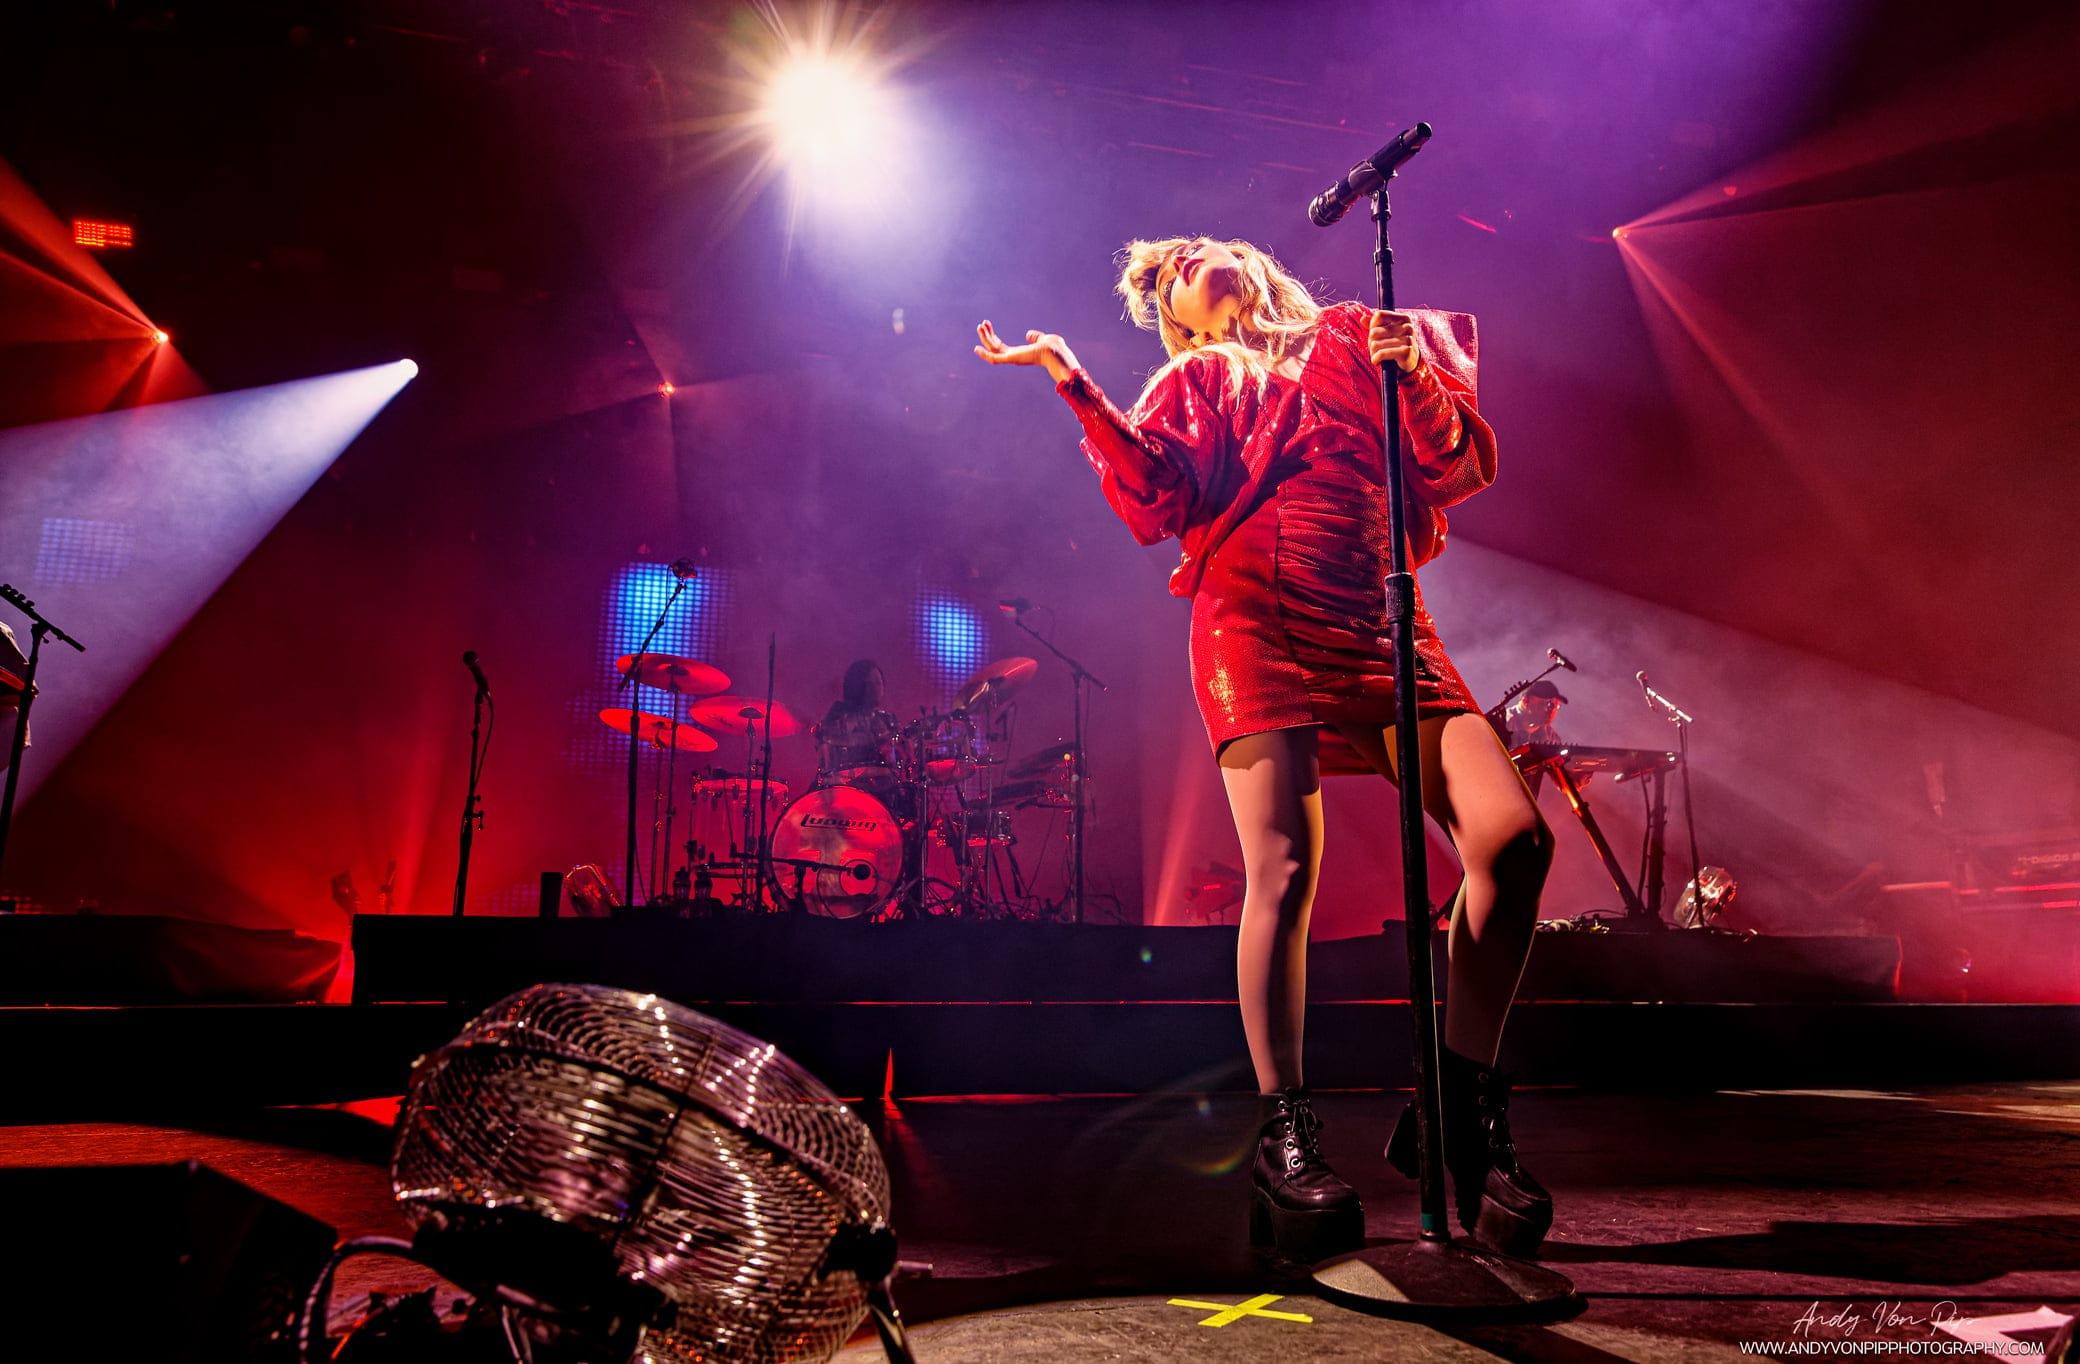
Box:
[618,577,692,910]
[1640,672,1702,923]
[1304,125,1576,1318]
[451,652,492,916]
[0,585,84,899]
[1005,605,1105,925]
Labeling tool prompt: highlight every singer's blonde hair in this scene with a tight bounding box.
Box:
[1115,236,1325,400]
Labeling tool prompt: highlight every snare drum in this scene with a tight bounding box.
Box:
[769,785,906,920]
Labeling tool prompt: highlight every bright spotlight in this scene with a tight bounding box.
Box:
[398,358,419,379]
[150,329,168,345]
[658,381,676,397]
[758,48,903,201]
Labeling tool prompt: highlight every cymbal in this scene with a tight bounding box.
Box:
[687,695,804,738]
[1009,741,1078,780]
[954,656,1039,711]
[615,653,729,695]
[599,708,720,753]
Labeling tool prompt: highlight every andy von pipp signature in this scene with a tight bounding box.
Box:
[1792,1300,1963,1338]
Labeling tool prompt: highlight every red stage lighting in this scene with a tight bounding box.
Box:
[658,381,676,397]
[73,219,135,249]
[150,329,169,345]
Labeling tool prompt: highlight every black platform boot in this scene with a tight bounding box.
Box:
[1386,1048,1553,1258]
[1249,1088,1365,1263]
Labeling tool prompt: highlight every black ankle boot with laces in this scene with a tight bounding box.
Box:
[1249,1088,1364,1261]
[1387,1047,1553,1257]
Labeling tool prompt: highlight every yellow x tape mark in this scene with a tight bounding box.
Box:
[1167,1293,1314,1327]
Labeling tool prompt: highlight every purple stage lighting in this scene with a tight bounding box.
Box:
[0,359,418,799]
[913,590,986,700]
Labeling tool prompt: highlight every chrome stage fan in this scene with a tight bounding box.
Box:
[299,983,911,1364]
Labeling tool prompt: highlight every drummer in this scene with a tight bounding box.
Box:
[816,659,899,787]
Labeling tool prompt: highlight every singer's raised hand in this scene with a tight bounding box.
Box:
[974,321,1080,384]
[1367,309,1422,374]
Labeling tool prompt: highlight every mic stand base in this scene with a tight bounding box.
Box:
[1313,1237,1579,1321]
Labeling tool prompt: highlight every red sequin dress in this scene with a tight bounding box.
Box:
[1056,301,1496,770]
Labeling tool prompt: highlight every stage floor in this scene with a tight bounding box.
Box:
[4,1081,2072,1359]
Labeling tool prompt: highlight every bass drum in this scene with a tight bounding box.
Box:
[769,785,906,920]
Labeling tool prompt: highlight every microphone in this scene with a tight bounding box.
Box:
[669,558,698,581]
[1308,122,1434,227]
[1547,648,1577,672]
[1638,671,1695,724]
[997,598,1032,615]
[463,650,491,695]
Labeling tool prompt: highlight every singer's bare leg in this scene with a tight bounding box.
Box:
[1219,727,1324,1093]
[1336,713,1550,1064]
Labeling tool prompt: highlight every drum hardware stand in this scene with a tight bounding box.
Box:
[0,585,84,902]
[451,652,493,916]
[617,579,693,910]
[1004,605,1105,925]
[730,702,767,897]
[748,632,783,910]
[1305,125,1577,1319]
[898,710,933,920]
[653,698,699,909]
[977,702,1029,919]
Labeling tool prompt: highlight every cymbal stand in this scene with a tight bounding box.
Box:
[617,580,691,909]
[1005,607,1105,924]
[658,696,689,908]
[733,715,763,909]
[897,712,931,920]
[0,585,85,900]
[977,696,1021,917]
[747,632,780,911]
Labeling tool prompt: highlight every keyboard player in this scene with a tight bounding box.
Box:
[1503,679,1567,795]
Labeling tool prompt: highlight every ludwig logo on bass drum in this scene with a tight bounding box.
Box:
[804,815,879,831]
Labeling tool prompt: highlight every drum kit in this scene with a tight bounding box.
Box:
[587,651,1077,921]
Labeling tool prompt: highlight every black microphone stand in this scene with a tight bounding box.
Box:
[0,585,85,903]
[451,662,491,917]
[1642,678,1701,924]
[1005,608,1105,925]
[619,578,691,910]
[1305,131,1576,1320]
